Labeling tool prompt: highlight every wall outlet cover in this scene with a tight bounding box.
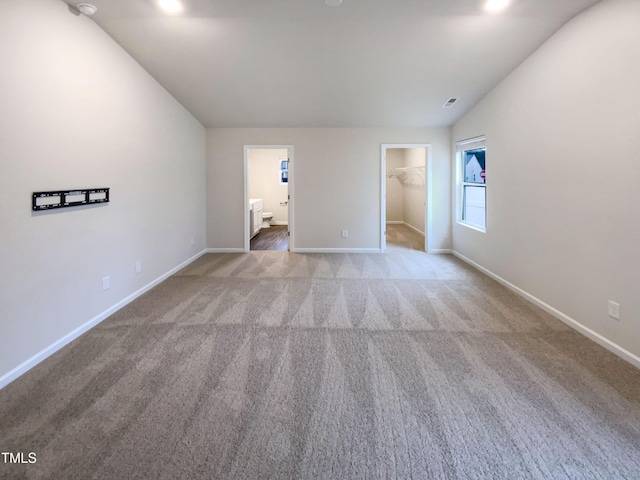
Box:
[608,301,620,320]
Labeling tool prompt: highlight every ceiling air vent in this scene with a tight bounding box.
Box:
[442,97,458,108]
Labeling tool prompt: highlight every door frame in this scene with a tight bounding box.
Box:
[244,145,294,252]
[380,144,432,252]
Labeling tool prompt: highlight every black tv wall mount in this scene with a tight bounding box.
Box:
[32,188,110,211]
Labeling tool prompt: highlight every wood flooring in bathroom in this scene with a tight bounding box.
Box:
[249,224,423,252]
[250,225,289,251]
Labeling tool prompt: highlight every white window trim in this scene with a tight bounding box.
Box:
[456,136,487,232]
[279,158,289,184]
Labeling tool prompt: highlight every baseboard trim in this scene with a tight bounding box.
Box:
[0,249,209,390]
[403,222,425,237]
[206,248,245,253]
[386,220,425,237]
[428,249,452,254]
[270,221,288,226]
[294,248,382,254]
[451,250,640,370]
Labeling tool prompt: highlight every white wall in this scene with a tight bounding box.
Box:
[452,0,640,361]
[386,148,426,234]
[207,128,451,251]
[385,149,404,222]
[0,1,206,385]
[248,149,289,224]
[402,148,426,234]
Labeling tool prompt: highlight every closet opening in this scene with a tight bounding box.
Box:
[381,144,432,252]
[244,145,294,252]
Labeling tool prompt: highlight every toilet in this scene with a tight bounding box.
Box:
[261,212,273,228]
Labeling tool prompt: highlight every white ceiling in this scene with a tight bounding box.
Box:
[65,0,600,128]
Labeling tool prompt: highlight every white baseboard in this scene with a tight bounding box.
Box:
[270,221,288,226]
[452,251,640,370]
[0,249,209,390]
[206,248,245,253]
[403,222,425,236]
[386,221,425,236]
[294,248,382,254]
[386,221,433,253]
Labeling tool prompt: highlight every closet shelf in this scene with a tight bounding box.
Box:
[387,165,425,185]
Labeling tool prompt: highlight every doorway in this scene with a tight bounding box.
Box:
[381,144,431,252]
[244,145,294,252]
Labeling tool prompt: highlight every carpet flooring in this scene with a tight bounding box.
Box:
[1,245,640,479]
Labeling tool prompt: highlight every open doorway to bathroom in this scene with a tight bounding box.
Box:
[244,145,294,252]
[381,144,431,252]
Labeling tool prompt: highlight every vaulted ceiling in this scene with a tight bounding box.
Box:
[63,0,601,128]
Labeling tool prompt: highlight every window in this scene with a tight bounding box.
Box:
[280,158,289,183]
[457,137,486,231]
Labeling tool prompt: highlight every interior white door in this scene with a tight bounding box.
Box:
[286,156,291,251]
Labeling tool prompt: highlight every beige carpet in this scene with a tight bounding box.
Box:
[1,248,640,479]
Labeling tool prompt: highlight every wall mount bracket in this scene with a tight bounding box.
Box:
[32,188,110,211]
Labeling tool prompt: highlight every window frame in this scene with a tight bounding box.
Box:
[456,136,487,232]
[279,158,289,184]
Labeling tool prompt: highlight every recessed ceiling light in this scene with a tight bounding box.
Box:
[325,0,343,6]
[484,0,510,12]
[158,0,183,14]
[76,3,97,15]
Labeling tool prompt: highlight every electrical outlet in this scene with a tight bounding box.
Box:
[608,301,620,320]
[190,236,195,246]
[102,276,110,291]
[444,230,449,239]
[135,261,142,274]
[341,230,348,238]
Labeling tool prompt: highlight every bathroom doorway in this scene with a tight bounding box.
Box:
[381,144,431,252]
[244,145,294,252]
